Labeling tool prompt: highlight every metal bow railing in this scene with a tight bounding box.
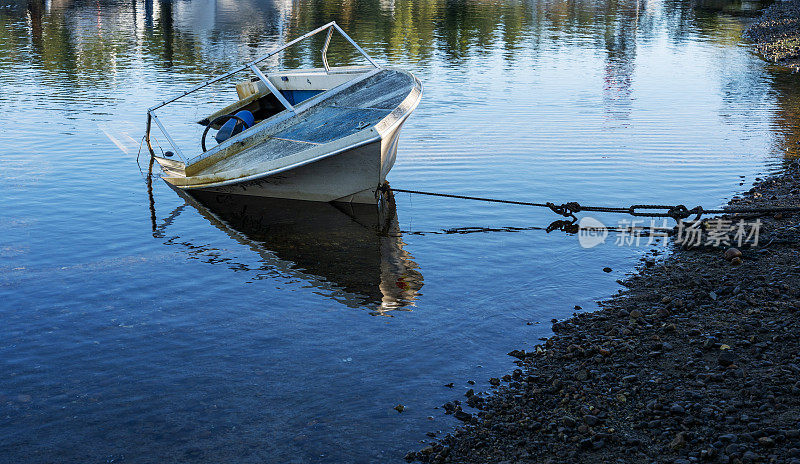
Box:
[145,22,380,164]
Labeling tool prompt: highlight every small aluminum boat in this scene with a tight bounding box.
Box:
[145,22,422,203]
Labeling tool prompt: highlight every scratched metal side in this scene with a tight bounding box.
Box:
[328,71,414,110]
[197,138,311,175]
[273,107,391,144]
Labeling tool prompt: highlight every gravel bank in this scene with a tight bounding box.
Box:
[407,160,800,463]
[745,0,800,71]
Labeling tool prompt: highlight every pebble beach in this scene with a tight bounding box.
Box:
[745,0,800,71]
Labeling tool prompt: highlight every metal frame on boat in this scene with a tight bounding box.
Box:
[147,22,376,120]
[145,22,422,204]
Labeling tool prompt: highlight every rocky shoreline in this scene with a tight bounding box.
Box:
[406,158,800,463]
[745,0,800,71]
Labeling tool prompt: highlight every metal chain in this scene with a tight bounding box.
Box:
[381,186,800,221]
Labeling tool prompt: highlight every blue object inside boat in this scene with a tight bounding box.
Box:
[280,90,323,105]
[215,110,255,144]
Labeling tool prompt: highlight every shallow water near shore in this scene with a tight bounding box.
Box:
[1,0,799,462]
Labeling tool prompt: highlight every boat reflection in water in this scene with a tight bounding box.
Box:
[174,188,423,314]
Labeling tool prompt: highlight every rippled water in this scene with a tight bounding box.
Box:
[1,0,799,462]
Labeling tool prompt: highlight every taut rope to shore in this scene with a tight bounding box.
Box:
[380,185,800,221]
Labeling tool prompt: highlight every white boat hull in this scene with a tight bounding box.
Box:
[179,117,405,203]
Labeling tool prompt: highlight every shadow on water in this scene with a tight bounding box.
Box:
[150,184,424,315]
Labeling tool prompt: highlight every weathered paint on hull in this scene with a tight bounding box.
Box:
[175,117,408,204]
[187,140,382,203]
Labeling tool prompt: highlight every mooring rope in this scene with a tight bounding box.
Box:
[380,186,800,221]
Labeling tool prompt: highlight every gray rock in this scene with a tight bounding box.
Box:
[583,415,599,426]
[743,450,761,462]
[719,350,736,367]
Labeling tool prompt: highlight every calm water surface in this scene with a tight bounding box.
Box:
[2,0,799,462]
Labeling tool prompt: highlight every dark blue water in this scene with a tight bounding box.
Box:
[1,0,798,462]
